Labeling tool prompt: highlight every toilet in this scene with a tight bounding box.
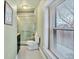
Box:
[26,32,39,50]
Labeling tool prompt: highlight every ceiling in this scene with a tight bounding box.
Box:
[17,0,41,12]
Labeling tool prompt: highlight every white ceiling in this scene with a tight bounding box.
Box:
[17,0,41,12]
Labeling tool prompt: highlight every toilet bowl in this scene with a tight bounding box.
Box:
[26,32,39,50]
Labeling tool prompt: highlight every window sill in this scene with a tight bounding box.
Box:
[43,47,58,59]
[43,47,73,59]
[53,27,74,31]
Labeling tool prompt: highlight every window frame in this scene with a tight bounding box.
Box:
[48,0,74,59]
[43,0,74,59]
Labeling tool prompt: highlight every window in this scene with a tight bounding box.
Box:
[49,0,74,59]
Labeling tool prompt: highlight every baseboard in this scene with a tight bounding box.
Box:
[39,47,47,59]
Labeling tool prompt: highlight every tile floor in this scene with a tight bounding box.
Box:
[17,46,44,59]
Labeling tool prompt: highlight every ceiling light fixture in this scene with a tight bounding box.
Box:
[23,5,27,9]
[22,5,32,9]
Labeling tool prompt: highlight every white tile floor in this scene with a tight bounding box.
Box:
[17,46,44,59]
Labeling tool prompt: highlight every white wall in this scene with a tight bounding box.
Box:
[35,0,46,49]
[4,0,17,59]
[34,0,49,59]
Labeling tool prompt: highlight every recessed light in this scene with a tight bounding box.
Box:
[22,5,31,9]
[23,5,27,9]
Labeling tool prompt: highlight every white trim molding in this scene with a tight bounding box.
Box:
[16,55,17,59]
[39,47,47,59]
[43,48,57,59]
